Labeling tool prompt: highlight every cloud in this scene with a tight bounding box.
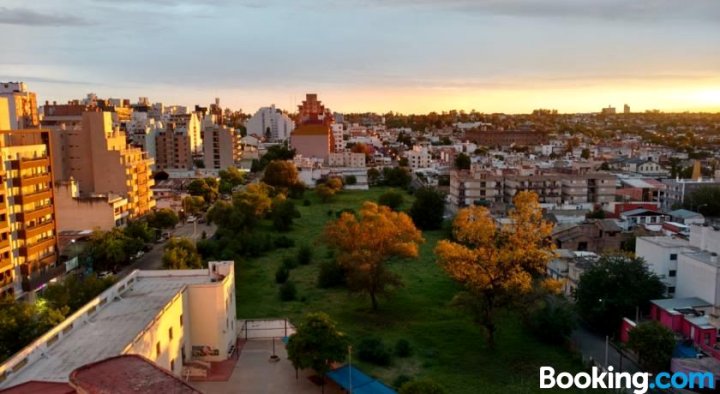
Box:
[0,7,91,26]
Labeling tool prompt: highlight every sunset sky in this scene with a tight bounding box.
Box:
[1,0,719,114]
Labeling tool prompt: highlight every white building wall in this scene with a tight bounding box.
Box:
[635,237,682,295]
[689,225,720,255]
[676,254,720,305]
[245,106,295,141]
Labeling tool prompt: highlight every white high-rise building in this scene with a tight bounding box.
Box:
[245,105,295,141]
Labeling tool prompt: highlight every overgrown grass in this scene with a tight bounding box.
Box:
[234,187,581,393]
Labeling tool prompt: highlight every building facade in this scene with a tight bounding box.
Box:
[245,105,295,141]
[463,130,548,147]
[53,180,129,232]
[0,82,39,129]
[203,124,241,170]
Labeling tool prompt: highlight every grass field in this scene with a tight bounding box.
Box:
[233,187,581,393]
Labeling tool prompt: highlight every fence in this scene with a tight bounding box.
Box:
[237,319,295,340]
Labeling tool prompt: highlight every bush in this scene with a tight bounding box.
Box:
[357,337,391,366]
[274,235,295,249]
[524,296,577,345]
[335,208,355,218]
[317,260,346,288]
[282,256,298,270]
[279,281,297,301]
[275,266,289,284]
[395,339,412,357]
[297,244,312,265]
[344,175,357,185]
[378,190,405,211]
[393,375,413,389]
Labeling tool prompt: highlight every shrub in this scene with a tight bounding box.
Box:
[378,190,405,211]
[395,339,412,357]
[524,296,577,345]
[279,281,297,301]
[274,235,295,249]
[297,244,312,265]
[393,375,412,389]
[344,175,357,185]
[335,208,355,219]
[275,266,289,284]
[357,337,391,366]
[282,256,298,270]
[317,260,346,288]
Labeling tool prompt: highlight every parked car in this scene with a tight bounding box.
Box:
[187,215,197,223]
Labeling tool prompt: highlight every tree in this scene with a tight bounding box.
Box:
[187,178,219,203]
[399,380,447,394]
[316,184,336,203]
[87,229,132,271]
[326,177,343,191]
[367,168,381,186]
[287,312,348,390]
[398,157,410,167]
[42,274,116,313]
[628,321,675,373]
[324,202,424,310]
[382,167,411,188]
[162,237,203,269]
[378,190,405,211]
[182,195,205,217]
[409,187,445,230]
[683,185,720,217]
[146,208,179,229]
[219,166,245,194]
[123,220,155,243]
[580,148,591,159]
[523,295,577,345]
[434,192,555,348]
[0,297,66,361]
[576,255,665,335]
[454,153,471,170]
[232,183,273,227]
[271,196,301,232]
[344,175,357,185]
[599,162,610,171]
[262,160,300,190]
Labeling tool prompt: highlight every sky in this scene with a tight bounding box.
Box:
[1,0,719,114]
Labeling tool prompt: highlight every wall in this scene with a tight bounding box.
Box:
[0,98,9,130]
[676,254,719,305]
[53,182,120,232]
[635,237,680,295]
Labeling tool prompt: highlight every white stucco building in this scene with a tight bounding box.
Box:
[245,105,295,141]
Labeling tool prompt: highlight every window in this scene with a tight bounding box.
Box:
[669,270,677,277]
[170,359,175,371]
[670,254,678,261]
[156,341,161,357]
[179,314,183,327]
[169,327,173,340]
[668,286,676,294]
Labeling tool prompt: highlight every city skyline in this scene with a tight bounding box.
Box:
[1,0,719,113]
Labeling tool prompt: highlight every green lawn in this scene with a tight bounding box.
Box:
[234,187,581,393]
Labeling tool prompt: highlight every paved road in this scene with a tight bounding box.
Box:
[118,221,217,275]
[571,326,639,373]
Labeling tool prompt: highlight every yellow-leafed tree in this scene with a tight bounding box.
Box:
[435,191,555,348]
[325,202,424,311]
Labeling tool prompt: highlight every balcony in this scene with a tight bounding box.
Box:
[17,205,53,223]
[20,237,55,257]
[18,221,54,239]
[0,237,9,252]
[0,257,12,271]
[18,173,51,187]
[15,189,52,205]
[11,157,49,171]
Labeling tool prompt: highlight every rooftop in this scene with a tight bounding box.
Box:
[638,236,696,249]
[651,297,713,314]
[669,209,704,219]
[2,271,211,388]
[681,250,720,268]
[292,124,330,136]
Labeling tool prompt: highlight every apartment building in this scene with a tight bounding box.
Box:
[43,110,155,218]
[164,113,202,156]
[0,82,39,129]
[203,123,241,170]
[53,180,130,232]
[449,169,504,209]
[328,152,366,168]
[0,119,59,298]
[290,94,335,161]
[0,261,237,389]
[405,146,431,169]
[155,124,194,170]
[464,129,548,147]
[245,105,295,141]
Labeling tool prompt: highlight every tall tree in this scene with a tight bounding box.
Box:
[683,185,720,216]
[576,255,665,335]
[146,208,180,229]
[435,191,555,348]
[218,166,245,194]
[187,178,219,203]
[271,196,301,232]
[262,160,300,190]
[454,153,471,170]
[409,187,445,230]
[628,321,675,374]
[162,237,203,269]
[324,202,424,310]
[287,312,348,391]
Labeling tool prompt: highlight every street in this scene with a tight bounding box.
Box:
[571,326,639,373]
[118,221,217,275]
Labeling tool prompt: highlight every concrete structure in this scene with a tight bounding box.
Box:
[290,94,335,161]
[0,82,39,129]
[54,180,129,232]
[619,208,669,230]
[553,220,626,254]
[0,261,237,389]
[331,123,345,152]
[601,106,616,115]
[0,125,59,298]
[328,152,365,168]
[155,125,194,170]
[661,178,720,210]
[44,111,155,218]
[669,209,705,226]
[405,145,431,169]
[163,113,202,156]
[636,236,699,296]
[203,123,241,170]
[245,105,295,142]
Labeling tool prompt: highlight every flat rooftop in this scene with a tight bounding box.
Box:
[681,250,720,268]
[638,236,697,249]
[3,272,210,388]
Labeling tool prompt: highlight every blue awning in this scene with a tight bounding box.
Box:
[326,365,396,394]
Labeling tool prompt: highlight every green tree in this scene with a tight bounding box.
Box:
[409,187,445,230]
[182,196,205,216]
[382,167,412,188]
[219,166,246,194]
[287,312,348,390]
[316,184,336,203]
[523,295,577,345]
[683,185,720,216]
[367,168,381,186]
[262,160,300,190]
[628,321,675,373]
[580,148,591,159]
[326,177,343,191]
[576,255,665,335]
[42,274,116,312]
[454,153,471,170]
[146,208,179,229]
[162,238,203,269]
[0,297,66,360]
[271,196,301,232]
[378,190,405,211]
[187,178,219,203]
[123,220,155,243]
[87,229,133,271]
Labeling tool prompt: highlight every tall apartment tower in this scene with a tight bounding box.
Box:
[0,82,39,129]
[42,107,155,218]
[624,104,631,114]
[0,98,59,298]
[203,122,241,170]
